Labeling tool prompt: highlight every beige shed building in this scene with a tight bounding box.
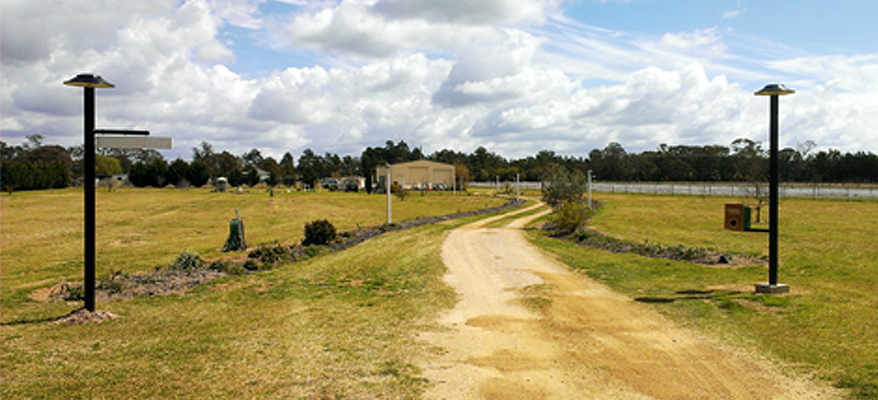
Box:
[375,160,455,190]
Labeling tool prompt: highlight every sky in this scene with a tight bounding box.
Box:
[2,0,877,161]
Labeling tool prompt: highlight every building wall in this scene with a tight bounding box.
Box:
[375,160,455,189]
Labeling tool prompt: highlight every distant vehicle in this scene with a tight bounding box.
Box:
[344,181,359,192]
[321,178,341,191]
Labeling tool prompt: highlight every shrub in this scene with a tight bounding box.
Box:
[171,251,205,271]
[209,260,247,276]
[391,182,408,201]
[303,219,337,246]
[541,164,587,209]
[64,283,85,301]
[248,244,289,265]
[243,259,260,271]
[551,200,590,234]
[97,271,126,294]
[305,246,320,258]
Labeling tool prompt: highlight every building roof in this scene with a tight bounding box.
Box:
[388,159,453,168]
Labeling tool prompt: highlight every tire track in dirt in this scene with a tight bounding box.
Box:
[419,202,840,399]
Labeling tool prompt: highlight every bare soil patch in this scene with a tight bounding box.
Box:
[54,308,119,325]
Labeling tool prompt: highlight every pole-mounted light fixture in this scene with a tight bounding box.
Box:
[754,83,794,294]
[754,83,795,97]
[64,73,115,312]
[64,73,115,89]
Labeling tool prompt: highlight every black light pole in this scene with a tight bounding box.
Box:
[64,73,115,311]
[754,83,794,294]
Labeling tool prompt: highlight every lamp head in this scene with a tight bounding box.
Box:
[755,83,794,96]
[64,73,115,89]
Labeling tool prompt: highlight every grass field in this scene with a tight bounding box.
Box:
[3,188,876,398]
[529,193,878,399]
[0,187,506,290]
[1,187,506,398]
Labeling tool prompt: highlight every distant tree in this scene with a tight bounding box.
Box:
[297,149,322,187]
[167,158,189,187]
[280,152,297,186]
[244,165,260,187]
[588,142,632,181]
[95,154,123,176]
[541,164,587,209]
[242,148,263,167]
[454,161,470,190]
[227,167,245,187]
[129,159,169,187]
[126,162,149,187]
[468,146,507,181]
[258,157,282,187]
[187,160,210,187]
[340,155,360,177]
[730,138,766,181]
[192,141,214,161]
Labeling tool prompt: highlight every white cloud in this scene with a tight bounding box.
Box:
[659,27,727,57]
[722,9,744,19]
[767,54,878,92]
[278,2,505,58]
[372,0,549,25]
[209,0,265,29]
[2,0,877,162]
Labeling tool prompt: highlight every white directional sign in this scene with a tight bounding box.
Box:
[96,136,173,149]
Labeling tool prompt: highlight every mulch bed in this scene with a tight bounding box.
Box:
[545,224,765,267]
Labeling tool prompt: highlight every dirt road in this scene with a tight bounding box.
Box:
[419,203,840,399]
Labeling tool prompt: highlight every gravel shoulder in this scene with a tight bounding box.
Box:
[419,203,841,399]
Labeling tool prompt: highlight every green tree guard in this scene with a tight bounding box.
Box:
[222,209,246,251]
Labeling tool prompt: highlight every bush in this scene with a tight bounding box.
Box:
[551,200,590,234]
[541,164,587,208]
[248,244,289,265]
[64,283,85,301]
[209,260,247,276]
[243,259,260,271]
[303,219,337,246]
[391,182,408,201]
[171,251,205,271]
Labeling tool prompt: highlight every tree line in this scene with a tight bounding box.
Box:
[2,135,876,193]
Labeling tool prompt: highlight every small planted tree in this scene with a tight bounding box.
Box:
[542,164,591,234]
[742,181,768,223]
[303,219,337,246]
[550,200,591,234]
[391,182,408,201]
[541,164,587,209]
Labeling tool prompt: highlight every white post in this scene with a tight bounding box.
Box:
[386,165,392,225]
[452,168,456,196]
[587,170,593,209]
[516,173,520,201]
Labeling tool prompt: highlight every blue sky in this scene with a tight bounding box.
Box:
[2,0,876,160]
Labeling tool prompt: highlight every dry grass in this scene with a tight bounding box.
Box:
[1,187,500,399]
[0,187,505,289]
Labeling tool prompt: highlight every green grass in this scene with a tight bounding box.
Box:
[1,196,483,398]
[529,193,878,399]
